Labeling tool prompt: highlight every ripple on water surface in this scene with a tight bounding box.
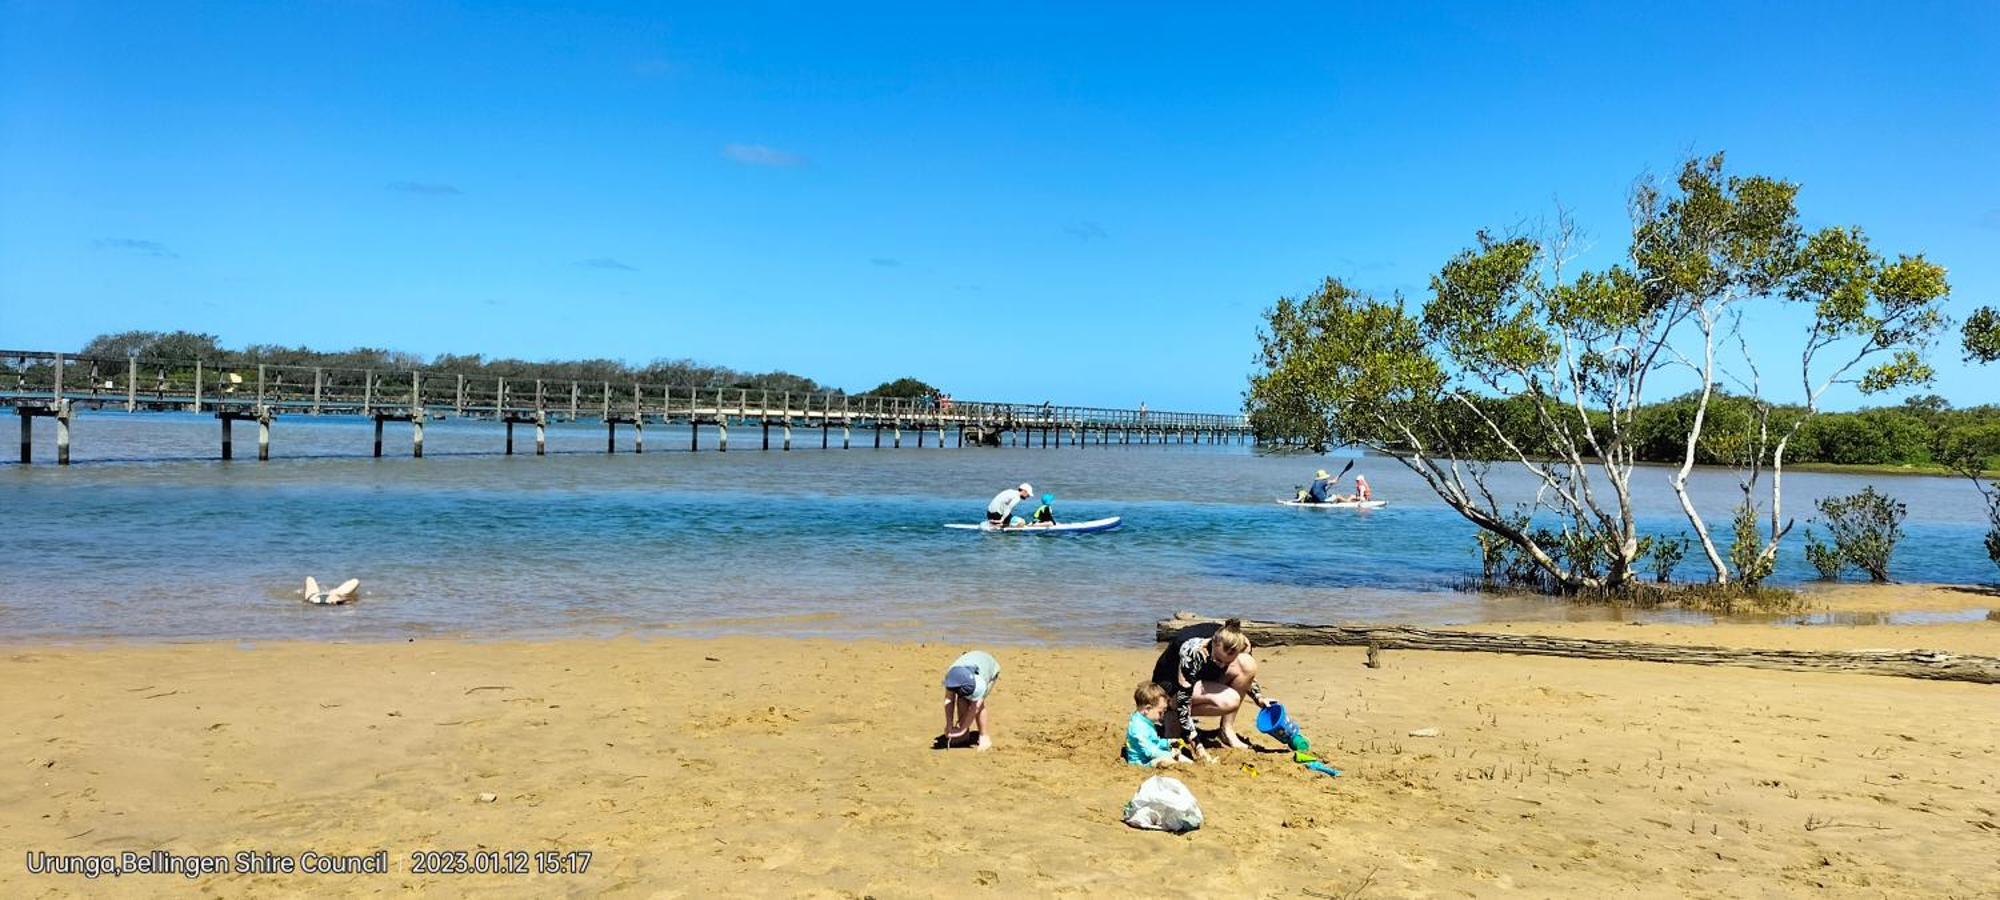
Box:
[5,414,1996,644]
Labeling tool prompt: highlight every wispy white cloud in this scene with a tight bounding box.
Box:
[93,238,176,258]
[723,143,805,167]
[388,181,463,196]
[1064,220,1108,242]
[578,257,637,271]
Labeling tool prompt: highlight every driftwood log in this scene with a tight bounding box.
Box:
[1158,613,2000,685]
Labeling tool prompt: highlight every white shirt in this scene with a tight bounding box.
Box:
[988,489,1025,518]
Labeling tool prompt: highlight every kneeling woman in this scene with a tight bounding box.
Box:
[1150,618,1272,760]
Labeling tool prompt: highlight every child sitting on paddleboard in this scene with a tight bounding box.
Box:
[936,650,1001,751]
[1030,493,1058,525]
[1124,682,1187,766]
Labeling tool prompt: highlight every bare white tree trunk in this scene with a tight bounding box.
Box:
[1673,314,1730,583]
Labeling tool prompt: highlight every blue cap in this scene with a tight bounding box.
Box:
[943,665,991,700]
[1041,493,1054,503]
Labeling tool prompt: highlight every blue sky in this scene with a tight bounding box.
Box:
[2,2,1996,411]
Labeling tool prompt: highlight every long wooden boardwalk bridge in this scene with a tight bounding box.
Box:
[2,350,1253,463]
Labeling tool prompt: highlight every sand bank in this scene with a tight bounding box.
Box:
[2,625,1994,897]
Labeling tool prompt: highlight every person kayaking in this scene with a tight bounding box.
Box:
[1305,469,1337,503]
[1328,474,1375,503]
[1030,493,1058,525]
[986,483,1033,527]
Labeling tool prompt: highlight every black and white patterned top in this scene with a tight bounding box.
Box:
[1152,628,1263,737]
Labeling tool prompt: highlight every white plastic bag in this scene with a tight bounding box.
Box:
[1121,775,1203,833]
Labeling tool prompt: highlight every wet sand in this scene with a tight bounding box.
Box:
[3,616,1995,897]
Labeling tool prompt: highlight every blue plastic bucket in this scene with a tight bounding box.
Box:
[1255,702,1299,742]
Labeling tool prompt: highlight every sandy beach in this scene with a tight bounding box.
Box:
[3,609,1995,898]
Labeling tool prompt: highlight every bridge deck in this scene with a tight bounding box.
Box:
[3,350,1253,463]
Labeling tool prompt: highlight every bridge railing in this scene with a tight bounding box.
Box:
[0,350,1249,430]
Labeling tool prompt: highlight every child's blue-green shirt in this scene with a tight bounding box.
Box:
[1125,711,1174,765]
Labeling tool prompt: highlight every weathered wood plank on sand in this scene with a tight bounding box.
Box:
[1157,613,2000,685]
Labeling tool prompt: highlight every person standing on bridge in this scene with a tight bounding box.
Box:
[987,483,1033,528]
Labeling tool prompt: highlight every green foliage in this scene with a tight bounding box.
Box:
[1647,534,1690,584]
[1803,533,1845,580]
[862,378,939,400]
[1963,306,2000,364]
[1629,154,1801,303]
[1957,306,2000,572]
[74,332,849,394]
[1807,487,1906,582]
[1249,278,1442,453]
[1475,530,1511,581]
[79,330,224,361]
[1728,502,1775,587]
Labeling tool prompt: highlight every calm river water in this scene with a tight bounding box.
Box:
[3,413,1993,644]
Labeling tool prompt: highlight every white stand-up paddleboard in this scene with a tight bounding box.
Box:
[944,516,1123,534]
[1276,499,1387,510]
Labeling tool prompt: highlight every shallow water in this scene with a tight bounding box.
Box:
[3,412,1994,645]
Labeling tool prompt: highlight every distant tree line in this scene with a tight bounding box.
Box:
[1255,389,2000,472]
[75,330,936,399]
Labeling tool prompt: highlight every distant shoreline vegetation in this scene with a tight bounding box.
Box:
[75,330,941,400]
[1258,390,2000,474]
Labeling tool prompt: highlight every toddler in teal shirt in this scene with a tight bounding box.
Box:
[1124,682,1185,766]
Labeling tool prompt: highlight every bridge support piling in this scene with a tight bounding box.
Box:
[18,413,29,464]
[916,426,925,448]
[536,417,547,456]
[635,419,644,454]
[257,411,270,462]
[506,421,515,455]
[893,422,902,449]
[55,405,71,466]
[221,415,233,460]
[782,421,791,451]
[874,423,882,449]
[413,418,424,458]
[843,424,850,449]
[606,421,616,453]
[372,417,384,458]
[691,420,699,452]
[762,420,770,451]
[822,420,829,449]
[719,421,729,452]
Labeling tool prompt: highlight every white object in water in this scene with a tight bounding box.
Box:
[1276,499,1387,510]
[943,516,1123,534]
[1122,775,1203,833]
[304,576,361,605]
